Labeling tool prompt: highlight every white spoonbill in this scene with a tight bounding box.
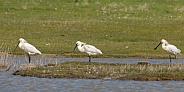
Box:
[73,41,102,62]
[154,39,181,63]
[14,38,41,63]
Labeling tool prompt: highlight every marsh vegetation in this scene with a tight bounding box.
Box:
[13,61,184,81]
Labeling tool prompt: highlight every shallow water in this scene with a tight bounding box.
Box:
[1,72,184,92]
[1,56,184,92]
[14,56,184,64]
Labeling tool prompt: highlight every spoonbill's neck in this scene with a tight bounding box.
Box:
[161,43,168,50]
[18,42,24,49]
[77,44,85,52]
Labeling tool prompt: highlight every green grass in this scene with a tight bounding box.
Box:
[13,61,184,80]
[1,0,184,58]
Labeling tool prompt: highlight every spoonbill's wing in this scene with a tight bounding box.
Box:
[24,43,41,54]
[84,44,102,55]
[168,44,181,54]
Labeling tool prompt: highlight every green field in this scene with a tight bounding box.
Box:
[1,0,184,58]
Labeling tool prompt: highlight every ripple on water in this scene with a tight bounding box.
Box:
[1,72,184,92]
[1,57,184,92]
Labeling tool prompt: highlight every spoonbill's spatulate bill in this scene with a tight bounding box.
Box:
[154,39,181,63]
[14,38,41,63]
[73,41,102,62]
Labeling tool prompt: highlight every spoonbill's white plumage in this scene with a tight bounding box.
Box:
[154,39,181,63]
[14,38,41,63]
[73,41,102,62]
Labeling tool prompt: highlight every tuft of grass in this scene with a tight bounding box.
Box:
[13,61,184,80]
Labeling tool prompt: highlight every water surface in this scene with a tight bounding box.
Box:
[1,71,184,92]
[14,56,184,64]
[1,56,184,92]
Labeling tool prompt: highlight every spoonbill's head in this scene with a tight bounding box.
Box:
[73,41,85,52]
[160,39,168,44]
[154,39,168,50]
[19,38,27,43]
[13,38,27,52]
[76,41,85,46]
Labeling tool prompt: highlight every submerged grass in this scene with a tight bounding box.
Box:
[0,45,16,71]
[13,61,184,80]
[0,0,184,58]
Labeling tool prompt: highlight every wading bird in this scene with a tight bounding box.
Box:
[14,38,41,63]
[154,39,181,63]
[73,41,102,62]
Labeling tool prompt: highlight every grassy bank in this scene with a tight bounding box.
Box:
[13,61,184,81]
[0,0,184,58]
